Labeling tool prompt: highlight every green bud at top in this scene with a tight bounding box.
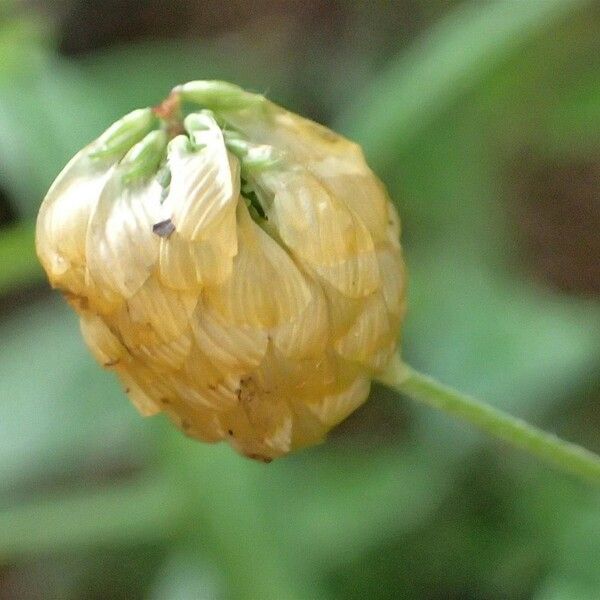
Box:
[222,129,279,173]
[175,80,264,111]
[89,108,156,159]
[120,129,168,183]
[183,110,215,150]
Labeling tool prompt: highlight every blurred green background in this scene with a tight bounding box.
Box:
[1,1,599,598]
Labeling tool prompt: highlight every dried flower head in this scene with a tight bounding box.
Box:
[36,81,406,461]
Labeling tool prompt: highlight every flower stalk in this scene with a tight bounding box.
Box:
[379,354,600,484]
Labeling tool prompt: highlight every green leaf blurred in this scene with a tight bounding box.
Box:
[0,1,599,598]
[0,222,41,293]
[0,297,152,490]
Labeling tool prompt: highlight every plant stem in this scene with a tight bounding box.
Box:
[378,354,600,484]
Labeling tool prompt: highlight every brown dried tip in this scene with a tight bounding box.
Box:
[153,91,180,120]
[153,91,185,138]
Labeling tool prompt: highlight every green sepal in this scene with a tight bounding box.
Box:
[156,165,171,188]
[176,80,264,111]
[223,130,279,172]
[89,108,156,159]
[120,129,168,183]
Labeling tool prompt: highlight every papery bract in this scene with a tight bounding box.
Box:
[36,81,406,461]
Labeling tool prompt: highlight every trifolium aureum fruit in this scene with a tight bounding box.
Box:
[36,81,406,462]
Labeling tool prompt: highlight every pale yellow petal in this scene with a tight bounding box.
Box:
[135,334,193,371]
[86,176,162,298]
[156,231,198,290]
[306,376,371,427]
[222,392,294,459]
[263,169,380,297]
[221,99,363,166]
[158,204,237,290]
[310,156,390,244]
[205,201,311,328]
[114,360,174,417]
[271,281,329,359]
[377,245,406,318]
[79,313,128,367]
[334,292,391,368]
[116,276,197,349]
[162,125,240,241]
[190,301,268,375]
[36,149,116,289]
[163,401,226,443]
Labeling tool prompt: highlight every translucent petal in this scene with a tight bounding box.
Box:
[116,276,197,349]
[334,292,391,367]
[157,231,198,290]
[116,370,161,416]
[313,251,380,300]
[205,201,311,328]
[86,175,163,298]
[221,100,364,166]
[263,169,380,297]
[190,301,268,375]
[310,156,390,244]
[114,360,174,417]
[377,245,406,318]
[135,333,193,371]
[164,372,236,411]
[181,343,240,410]
[271,280,329,359]
[306,377,371,427]
[79,313,128,367]
[163,400,226,443]
[162,123,240,241]
[36,149,116,289]
[222,394,294,458]
[158,203,237,290]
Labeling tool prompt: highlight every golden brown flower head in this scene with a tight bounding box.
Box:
[36,81,406,461]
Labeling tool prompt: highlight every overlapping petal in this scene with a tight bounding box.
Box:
[86,174,162,299]
[261,168,380,298]
[204,201,311,328]
[36,82,407,461]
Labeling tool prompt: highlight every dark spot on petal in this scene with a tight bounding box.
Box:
[124,387,130,394]
[104,358,120,367]
[152,218,175,238]
[160,397,170,405]
[228,429,234,436]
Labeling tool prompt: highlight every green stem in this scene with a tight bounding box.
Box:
[378,354,600,484]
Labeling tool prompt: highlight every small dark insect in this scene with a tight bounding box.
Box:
[152,218,176,238]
